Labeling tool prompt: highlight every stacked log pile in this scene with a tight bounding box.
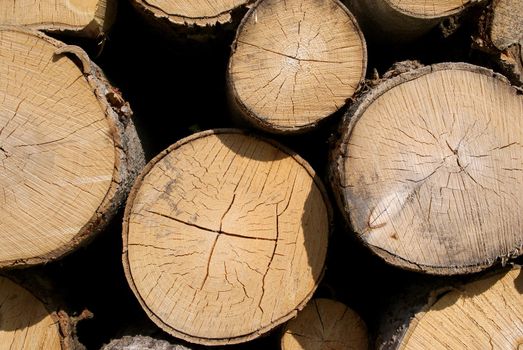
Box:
[0,0,522,349]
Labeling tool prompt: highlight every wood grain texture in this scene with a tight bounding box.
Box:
[0,0,116,38]
[0,27,144,268]
[394,267,523,349]
[281,299,368,350]
[228,0,366,133]
[332,63,523,274]
[0,276,61,350]
[131,0,253,26]
[123,129,331,345]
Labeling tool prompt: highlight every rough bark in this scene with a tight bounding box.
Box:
[281,298,368,350]
[101,336,192,350]
[331,62,523,275]
[0,27,145,269]
[345,0,483,42]
[377,266,523,349]
[474,0,523,86]
[122,129,331,345]
[0,0,116,38]
[227,0,367,134]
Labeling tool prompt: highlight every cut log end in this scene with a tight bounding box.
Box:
[281,299,368,350]
[0,28,144,268]
[333,63,523,274]
[0,276,62,349]
[387,0,472,18]
[123,129,330,345]
[228,0,366,133]
[0,0,115,37]
[394,267,523,349]
[132,0,253,27]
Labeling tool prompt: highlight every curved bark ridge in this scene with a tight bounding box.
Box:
[342,69,523,268]
[0,0,103,30]
[0,277,61,349]
[126,132,329,342]
[387,0,470,17]
[400,268,523,349]
[229,0,365,130]
[281,299,368,350]
[490,0,523,50]
[137,0,250,25]
[0,30,115,262]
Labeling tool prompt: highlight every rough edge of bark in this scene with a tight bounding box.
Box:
[0,272,93,350]
[473,0,523,86]
[122,128,333,346]
[101,335,193,350]
[0,26,145,270]
[129,0,254,41]
[4,0,117,39]
[329,61,523,276]
[375,265,518,350]
[226,0,368,135]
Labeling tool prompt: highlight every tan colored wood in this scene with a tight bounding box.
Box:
[0,276,61,350]
[396,267,523,349]
[477,0,523,85]
[227,0,366,133]
[123,129,331,345]
[131,0,253,27]
[281,299,368,350]
[0,0,115,38]
[0,27,144,268]
[346,0,476,41]
[332,63,523,274]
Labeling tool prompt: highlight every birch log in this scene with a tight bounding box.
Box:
[331,62,523,275]
[0,27,144,268]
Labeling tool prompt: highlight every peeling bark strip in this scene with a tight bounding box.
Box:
[131,0,254,27]
[331,62,523,275]
[475,0,523,86]
[0,0,116,38]
[123,129,331,345]
[281,298,368,350]
[379,267,523,349]
[346,0,479,42]
[227,0,366,133]
[0,27,145,268]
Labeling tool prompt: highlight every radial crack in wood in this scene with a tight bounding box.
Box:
[227,0,366,133]
[385,267,523,349]
[281,298,368,350]
[123,129,331,345]
[332,62,523,274]
[0,0,116,38]
[0,27,144,268]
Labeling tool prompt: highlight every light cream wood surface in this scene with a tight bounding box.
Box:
[0,0,115,37]
[399,268,523,349]
[228,0,366,133]
[281,298,368,350]
[333,63,523,274]
[0,276,61,350]
[0,27,144,268]
[132,0,252,26]
[387,0,470,18]
[123,129,330,345]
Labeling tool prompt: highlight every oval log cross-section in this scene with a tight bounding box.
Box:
[123,129,330,345]
[281,298,368,350]
[228,0,366,133]
[332,63,523,274]
[0,28,144,268]
[0,276,61,349]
